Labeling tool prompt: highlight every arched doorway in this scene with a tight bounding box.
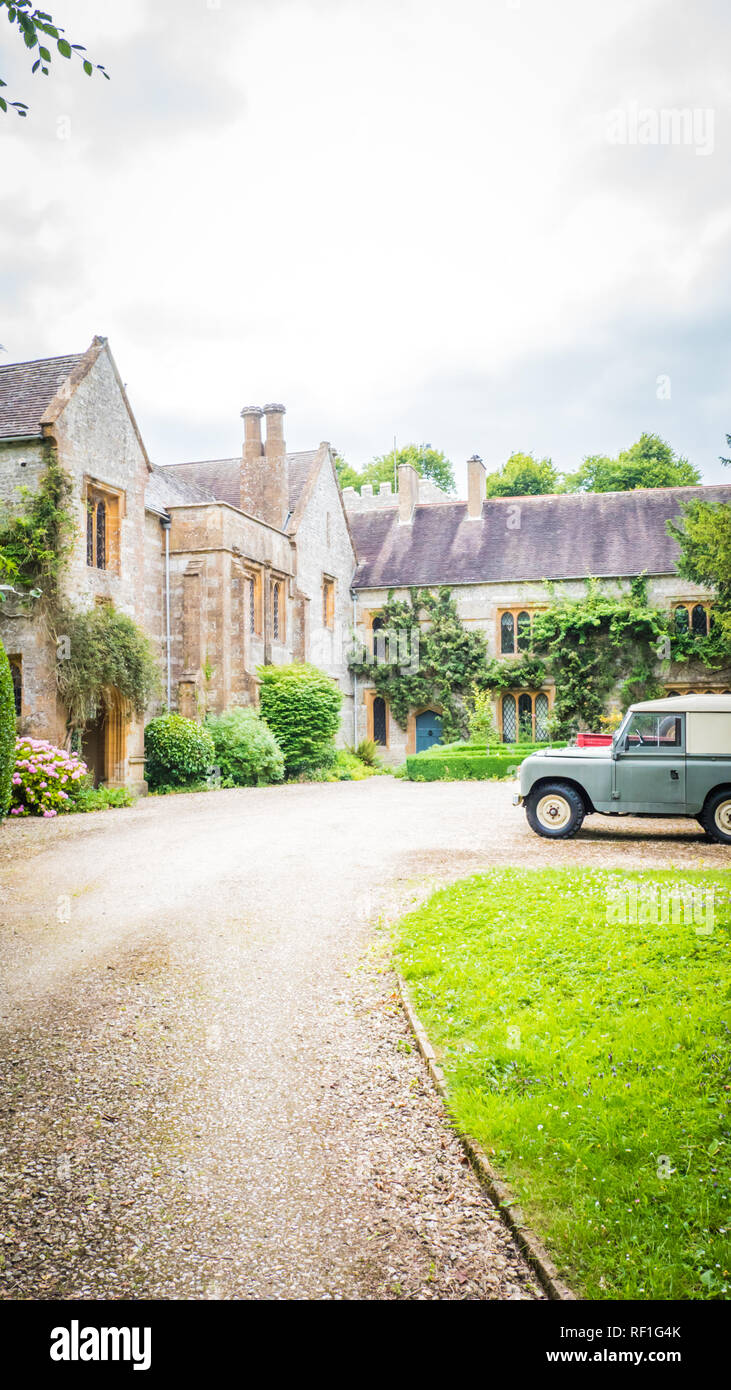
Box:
[80,689,128,787]
[415,709,443,753]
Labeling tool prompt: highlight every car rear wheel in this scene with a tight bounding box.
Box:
[526,782,585,839]
[699,790,731,845]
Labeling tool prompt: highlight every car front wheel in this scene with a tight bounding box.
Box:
[699,790,731,845]
[526,782,585,839]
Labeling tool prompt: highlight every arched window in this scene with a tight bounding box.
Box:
[500,611,515,654]
[272,581,281,640]
[9,660,21,717]
[665,689,680,698]
[517,611,532,652]
[674,605,689,632]
[535,691,549,740]
[691,603,708,637]
[95,500,107,570]
[249,578,256,634]
[373,696,387,746]
[502,693,516,742]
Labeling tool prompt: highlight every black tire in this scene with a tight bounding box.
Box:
[526,781,585,839]
[699,790,731,845]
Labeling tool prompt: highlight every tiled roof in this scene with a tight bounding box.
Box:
[145,464,217,514]
[350,485,731,588]
[157,450,322,523]
[0,352,86,438]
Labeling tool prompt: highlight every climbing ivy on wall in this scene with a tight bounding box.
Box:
[350,577,731,742]
[0,449,158,734]
[349,589,546,743]
[530,577,668,736]
[0,449,75,599]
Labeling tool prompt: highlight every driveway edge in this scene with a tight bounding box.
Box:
[396,973,576,1303]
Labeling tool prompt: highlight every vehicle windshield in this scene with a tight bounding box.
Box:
[621,711,683,749]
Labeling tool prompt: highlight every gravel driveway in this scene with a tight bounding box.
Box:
[0,780,724,1301]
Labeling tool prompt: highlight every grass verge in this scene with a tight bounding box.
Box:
[397,867,730,1299]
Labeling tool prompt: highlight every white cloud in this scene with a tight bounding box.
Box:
[2,0,730,482]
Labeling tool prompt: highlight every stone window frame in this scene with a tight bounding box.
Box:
[496,606,545,656]
[322,574,336,630]
[671,600,713,639]
[271,571,287,644]
[499,688,553,742]
[246,567,263,637]
[83,477,125,574]
[365,688,389,748]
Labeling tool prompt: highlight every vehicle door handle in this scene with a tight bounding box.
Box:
[670,770,679,780]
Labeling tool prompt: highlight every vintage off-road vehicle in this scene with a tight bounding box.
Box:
[514,695,731,843]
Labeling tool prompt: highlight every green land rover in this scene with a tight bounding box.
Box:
[514,694,731,844]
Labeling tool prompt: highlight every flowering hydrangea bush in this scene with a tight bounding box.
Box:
[10,738,88,818]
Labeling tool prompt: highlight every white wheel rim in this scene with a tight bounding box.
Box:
[715,799,731,835]
[536,793,572,831]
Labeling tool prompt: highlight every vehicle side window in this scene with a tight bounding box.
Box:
[623,713,683,750]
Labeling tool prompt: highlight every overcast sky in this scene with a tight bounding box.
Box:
[2,0,730,489]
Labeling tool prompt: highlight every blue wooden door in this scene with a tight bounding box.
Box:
[416,710,443,753]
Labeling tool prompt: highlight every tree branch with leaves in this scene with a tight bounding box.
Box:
[0,1,108,116]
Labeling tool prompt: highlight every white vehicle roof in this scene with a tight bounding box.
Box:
[629,694,731,714]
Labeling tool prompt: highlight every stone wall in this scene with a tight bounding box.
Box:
[352,573,726,760]
[290,449,356,744]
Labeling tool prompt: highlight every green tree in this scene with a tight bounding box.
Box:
[484,452,560,498]
[668,499,731,642]
[338,444,455,495]
[564,434,700,493]
[0,1,108,117]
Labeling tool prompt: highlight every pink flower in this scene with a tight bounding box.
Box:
[42,809,57,818]
[58,790,68,800]
[39,782,47,790]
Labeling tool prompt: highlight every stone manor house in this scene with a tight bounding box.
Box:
[1,336,729,784]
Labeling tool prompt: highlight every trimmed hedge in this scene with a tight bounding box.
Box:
[206,707,285,786]
[406,741,568,782]
[144,713,215,789]
[258,663,342,776]
[0,639,15,820]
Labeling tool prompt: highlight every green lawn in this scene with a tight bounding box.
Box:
[397,867,731,1299]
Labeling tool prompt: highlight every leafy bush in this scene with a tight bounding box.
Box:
[350,738,379,767]
[0,639,14,820]
[70,784,135,812]
[206,707,285,786]
[466,683,499,744]
[10,738,87,817]
[144,714,215,789]
[54,602,160,730]
[258,664,342,776]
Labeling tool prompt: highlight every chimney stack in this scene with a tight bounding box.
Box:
[263,402,286,458]
[239,402,289,528]
[398,462,419,525]
[467,454,486,520]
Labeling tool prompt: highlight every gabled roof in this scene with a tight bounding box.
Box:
[0,352,87,438]
[158,449,323,530]
[350,484,731,589]
[0,338,152,471]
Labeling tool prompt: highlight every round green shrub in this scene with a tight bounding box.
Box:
[144,713,215,789]
[257,663,343,776]
[205,707,285,786]
[0,639,16,820]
